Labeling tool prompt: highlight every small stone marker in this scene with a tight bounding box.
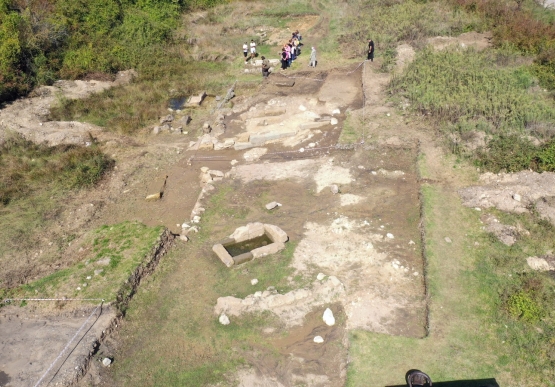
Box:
[314,336,324,343]
[219,314,230,325]
[323,308,335,326]
[145,192,161,201]
[102,358,112,367]
[251,279,259,285]
[445,237,452,243]
[317,273,326,280]
[265,202,282,210]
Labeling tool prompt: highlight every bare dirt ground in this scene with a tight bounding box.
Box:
[0,24,513,387]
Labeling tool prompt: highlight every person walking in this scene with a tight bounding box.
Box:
[367,39,374,61]
[261,56,270,79]
[243,42,248,63]
[309,46,317,67]
[281,48,288,70]
[250,39,257,60]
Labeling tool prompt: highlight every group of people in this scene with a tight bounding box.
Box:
[279,30,306,70]
[243,32,375,79]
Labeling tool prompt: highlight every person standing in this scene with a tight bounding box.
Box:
[261,56,270,79]
[367,39,374,61]
[281,48,288,70]
[250,39,257,60]
[309,46,317,67]
[243,42,248,63]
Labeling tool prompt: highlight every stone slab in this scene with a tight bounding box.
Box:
[250,130,297,145]
[251,242,286,259]
[264,224,288,243]
[234,142,258,151]
[274,80,295,87]
[213,244,234,267]
[230,222,265,242]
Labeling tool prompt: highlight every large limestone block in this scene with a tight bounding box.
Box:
[264,224,288,243]
[213,244,234,267]
[251,241,285,258]
[230,222,265,242]
[299,121,329,130]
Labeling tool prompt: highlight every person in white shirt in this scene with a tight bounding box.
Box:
[250,40,256,60]
[243,42,248,63]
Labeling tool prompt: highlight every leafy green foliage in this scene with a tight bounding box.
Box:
[0,0,229,102]
[0,133,113,205]
[507,291,543,323]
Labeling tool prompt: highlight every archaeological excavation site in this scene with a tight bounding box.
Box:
[2,1,555,386]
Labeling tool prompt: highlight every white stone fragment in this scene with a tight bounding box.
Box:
[323,308,335,326]
[330,117,338,125]
[219,314,230,325]
[308,143,316,148]
[102,358,112,367]
[317,273,326,281]
[231,159,238,166]
[265,201,282,210]
[200,166,209,173]
[251,279,259,285]
[299,105,307,111]
[408,240,415,245]
[299,148,305,153]
[513,193,522,202]
[192,216,201,223]
[386,233,394,239]
[445,237,452,243]
[331,108,340,115]
[314,336,324,343]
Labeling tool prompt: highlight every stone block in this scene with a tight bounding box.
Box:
[274,80,295,87]
[251,241,285,258]
[213,244,234,267]
[233,252,254,265]
[186,91,207,107]
[234,142,257,151]
[250,130,297,145]
[236,132,251,142]
[264,224,288,243]
[230,222,265,242]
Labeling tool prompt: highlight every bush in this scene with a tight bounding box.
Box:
[507,291,544,323]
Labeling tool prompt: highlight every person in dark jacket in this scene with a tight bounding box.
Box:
[367,39,375,61]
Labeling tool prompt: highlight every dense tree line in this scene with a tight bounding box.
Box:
[0,0,224,102]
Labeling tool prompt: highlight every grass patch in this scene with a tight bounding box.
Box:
[338,110,364,144]
[13,221,164,302]
[260,1,316,17]
[390,48,555,133]
[0,133,113,205]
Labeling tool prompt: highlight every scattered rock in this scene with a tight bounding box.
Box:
[299,147,305,153]
[317,273,326,280]
[231,159,239,166]
[331,109,340,115]
[179,235,189,242]
[201,166,209,173]
[96,257,111,266]
[526,256,551,271]
[94,269,103,276]
[219,314,230,325]
[202,122,212,134]
[152,126,160,135]
[408,240,415,245]
[330,185,339,194]
[265,201,282,210]
[192,216,201,223]
[386,233,394,239]
[513,193,522,202]
[209,170,224,177]
[145,193,161,201]
[102,358,112,367]
[445,237,452,243]
[299,105,307,111]
[244,147,268,162]
[323,308,335,326]
[251,279,259,285]
[308,143,316,148]
[330,117,338,125]
[159,114,173,124]
[313,336,324,343]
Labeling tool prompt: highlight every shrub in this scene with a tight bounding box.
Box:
[507,291,543,323]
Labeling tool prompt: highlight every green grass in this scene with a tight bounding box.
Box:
[13,221,164,303]
[390,48,555,134]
